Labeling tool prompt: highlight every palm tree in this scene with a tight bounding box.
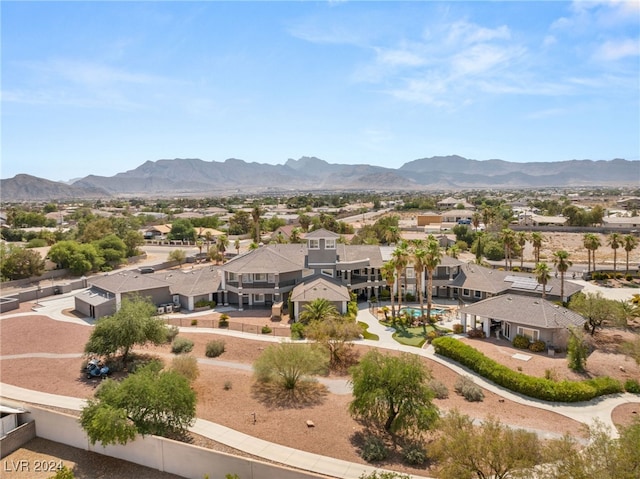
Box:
[410,240,427,325]
[608,233,622,274]
[516,231,528,269]
[384,226,401,245]
[471,212,482,231]
[531,232,544,264]
[234,238,241,256]
[204,231,214,251]
[583,233,593,273]
[290,227,302,244]
[424,235,442,330]
[500,228,516,270]
[447,244,460,259]
[623,234,638,276]
[553,250,572,302]
[473,231,485,264]
[391,242,409,314]
[584,233,601,273]
[216,234,229,263]
[299,298,338,324]
[481,206,492,231]
[195,239,204,257]
[248,242,259,251]
[381,261,397,320]
[251,205,263,244]
[534,262,552,299]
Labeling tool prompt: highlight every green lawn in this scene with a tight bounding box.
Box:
[381,319,450,348]
[357,321,379,341]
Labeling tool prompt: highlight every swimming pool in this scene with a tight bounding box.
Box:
[399,307,446,318]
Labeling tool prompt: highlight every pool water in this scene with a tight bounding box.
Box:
[399,307,446,318]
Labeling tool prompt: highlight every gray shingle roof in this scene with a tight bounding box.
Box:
[223,245,306,274]
[460,294,586,329]
[290,276,350,302]
[305,228,341,239]
[88,271,170,293]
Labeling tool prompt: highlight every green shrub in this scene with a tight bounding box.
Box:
[48,466,75,479]
[432,336,623,402]
[291,322,306,339]
[626,274,633,281]
[624,379,640,394]
[454,375,484,402]
[426,330,438,343]
[195,299,216,308]
[467,328,485,338]
[261,325,272,334]
[171,336,194,354]
[205,339,226,358]
[190,319,198,326]
[452,323,464,334]
[405,292,416,302]
[529,340,546,352]
[429,379,449,399]
[379,289,391,300]
[171,355,199,381]
[402,441,427,465]
[165,325,179,343]
[219,313,229,328]
[360,435,388,463]
[513,334,531,349]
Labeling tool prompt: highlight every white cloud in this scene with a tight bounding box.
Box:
[451,44,524,76]
[374,46,426,67]
[592,38,640,61]
[446,21,511,45]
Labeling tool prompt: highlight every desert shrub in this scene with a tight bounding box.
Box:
[624,379,640,394]
[205,339,225,358]
[359,472,411,479]
[219,313,229,328]
[513,334,531,349]
[360,435,388,462]
[223,380,232,390]
[190,319,198,326]
[165,325,179,343]
[171,355,199,381]
[48,466,76,479]
[452,323,464,334]
[291,322,306,339]
[454,375,484,402]
[426,330,438,343]
[432,336,623,402]
[429,379,449,399]
[402,441,427,465]
[467,328,485,338]
[171,336,194,354]
[261,325,272,334]
[529,340,546,353]
[626,274,634,281]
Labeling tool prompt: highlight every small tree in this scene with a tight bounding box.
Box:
[84,296,169,365]
[431,410,543,479]
[168,249,187,268]
[253,343,328,390]
[349,350,439,436]
[298,298,339,325]
[80,362,196,446]
[569,291,616,335]
[567,327,588,372]
[305,317,362,371]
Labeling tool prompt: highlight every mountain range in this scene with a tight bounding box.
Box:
[1,155,638,201]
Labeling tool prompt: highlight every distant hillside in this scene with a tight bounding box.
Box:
[2,156,638,200]
[0,174,110,201]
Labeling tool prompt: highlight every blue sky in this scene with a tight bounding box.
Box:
[2,1,639,182]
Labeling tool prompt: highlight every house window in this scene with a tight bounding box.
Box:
[474,291,482,299]
[406,268,415,279]
[517,326,539,341]
[228,272,237,282]
[463,289,470,297]
[321,269,334,277]
[254,273,267,282]
[308,239,320,249]
[253,294,265,304]
[242,274,253,283]
[268,273,275,283]
[325,238,336,249]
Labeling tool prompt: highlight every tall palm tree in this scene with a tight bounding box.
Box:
[195,239,204,256]
[251,205,263,244]
[424,235,442,331]
[516,231,528,269]
[299,298,338,324]
[384,226,401,245]
[531,232,544,264]
[623,234,638,276]
[553,250,572,302]
[608,232,622,274]
[583,233,593,273]
[471,212,482,231]
[234,238,241,256]
[500,228,516,271]
[381,261,397,320]
[584,233,601,273]
[204,231,214,251]
[216,234,229,263]
[290,227,302,244]
[410,240,427,324]
[534,262,552,299]
[481,206,492,231]
[391,242,409,314]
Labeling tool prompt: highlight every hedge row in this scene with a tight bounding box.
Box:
[431,337,622,403]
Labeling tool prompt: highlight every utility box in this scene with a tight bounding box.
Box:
[271,301,283,321]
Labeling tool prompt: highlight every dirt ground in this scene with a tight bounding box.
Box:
[3,305,639,478]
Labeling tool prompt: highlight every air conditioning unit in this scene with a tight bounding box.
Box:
[157,306,165,314]
[165,304,173,313]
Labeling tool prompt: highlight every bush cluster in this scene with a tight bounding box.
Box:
[512,334,530,349]
[171,337,194,354]
[165,325,180,343]
[528,340,546,352]
[402,441,427,465]
[452,323,464,334]
[431,336,622,402]
[624,379,640,394]
[360,435,388,463]
[261,325,272,334]
[454,375,484,402]
[291,322,306,339]
[428,379,449,399]
[466,328,485,338]
[205,339,225,358]
[194,299,216,308]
